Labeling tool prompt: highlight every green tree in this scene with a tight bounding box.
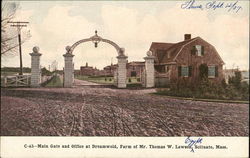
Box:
[41,67,52,76]
[229,70,242,89]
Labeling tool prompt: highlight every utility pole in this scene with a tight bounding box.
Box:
[7,21,29,75]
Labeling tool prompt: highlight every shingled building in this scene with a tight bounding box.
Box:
[150,34,225,86]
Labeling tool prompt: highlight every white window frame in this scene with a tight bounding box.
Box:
[208,65,216,78]
[165,65,169,72]
[181,66,189,77]
[167,52,170,58]
[195,45,202,56]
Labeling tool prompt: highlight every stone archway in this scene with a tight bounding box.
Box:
[63,31,128,88]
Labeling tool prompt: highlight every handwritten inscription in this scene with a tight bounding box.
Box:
[181,0,204,10]
[185,137,203,152]
[181,0,242,13]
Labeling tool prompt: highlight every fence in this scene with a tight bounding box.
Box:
[1,75,31,87]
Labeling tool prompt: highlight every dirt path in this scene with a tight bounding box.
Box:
[73,79,102,86]
[1,86,248,136]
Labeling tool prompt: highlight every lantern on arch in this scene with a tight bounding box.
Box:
[91,30,101,48]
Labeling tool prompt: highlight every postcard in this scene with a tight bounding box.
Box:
[1,0,249,157]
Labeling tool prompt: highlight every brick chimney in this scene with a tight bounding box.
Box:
[184,34,191,40]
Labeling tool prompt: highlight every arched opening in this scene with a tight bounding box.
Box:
[73,42,118,86]
[63,31,128,88]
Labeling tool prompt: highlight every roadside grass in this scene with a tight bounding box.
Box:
[127,77,141,84]
[75,75,114,84]
[126,83,142,89]
[45,76,63,87]
[151,91,249,104]
[75,75,141,85]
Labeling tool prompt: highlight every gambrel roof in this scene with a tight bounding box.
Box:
[149,37,225,65]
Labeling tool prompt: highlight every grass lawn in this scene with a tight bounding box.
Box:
[75,75,141,84]
[75,75,114,84]
[45,76,63,87]
[127,77,141,84]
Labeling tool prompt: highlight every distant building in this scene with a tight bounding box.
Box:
[223,68,238,83]
[79,62,96,76]
[76,61,145,78]
[103,64,117,76]
[223,68,249,84]
[241,70,249,84]
[241,70,249,80]
[126,61,145,78]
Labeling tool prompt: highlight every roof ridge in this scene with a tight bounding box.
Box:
[173,37,199,61]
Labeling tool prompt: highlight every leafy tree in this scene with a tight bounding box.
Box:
[41,67,52,76]
[229,70,242,89]
[221,78,227,89]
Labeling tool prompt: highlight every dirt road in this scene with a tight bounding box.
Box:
[1,82,248,136]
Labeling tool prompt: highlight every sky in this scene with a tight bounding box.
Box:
[2,0,249,70]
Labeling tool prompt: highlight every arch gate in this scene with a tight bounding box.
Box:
[63,31,128,88]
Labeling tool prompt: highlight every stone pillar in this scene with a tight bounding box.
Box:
[144,51,155,88]
[30,46,42,87]
[117,48,127,88]
[113,69,118,86]
[63,52,74,87]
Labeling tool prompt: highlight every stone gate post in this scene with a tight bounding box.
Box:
[30,46,42,87]
[117,48,127,88]
[63,52,74,87]
[144,51,155,88]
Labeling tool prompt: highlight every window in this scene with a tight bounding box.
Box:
[208,66,218,78]
[131,71,137,77]
[166,66,169,72]
[178,66,192,77]
[196,45,202,56]
[191,45,205,56]
[181,66,189,77]
[167,52,170,58]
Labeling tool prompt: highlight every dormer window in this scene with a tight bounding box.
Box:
[196,45,202,56]
[167,52,170,58]
[191,45,205,56]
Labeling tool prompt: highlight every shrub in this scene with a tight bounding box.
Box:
[229,70,242,89]
[157,77,249,101]
[41,67,52,76]
[221,78,227,89]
